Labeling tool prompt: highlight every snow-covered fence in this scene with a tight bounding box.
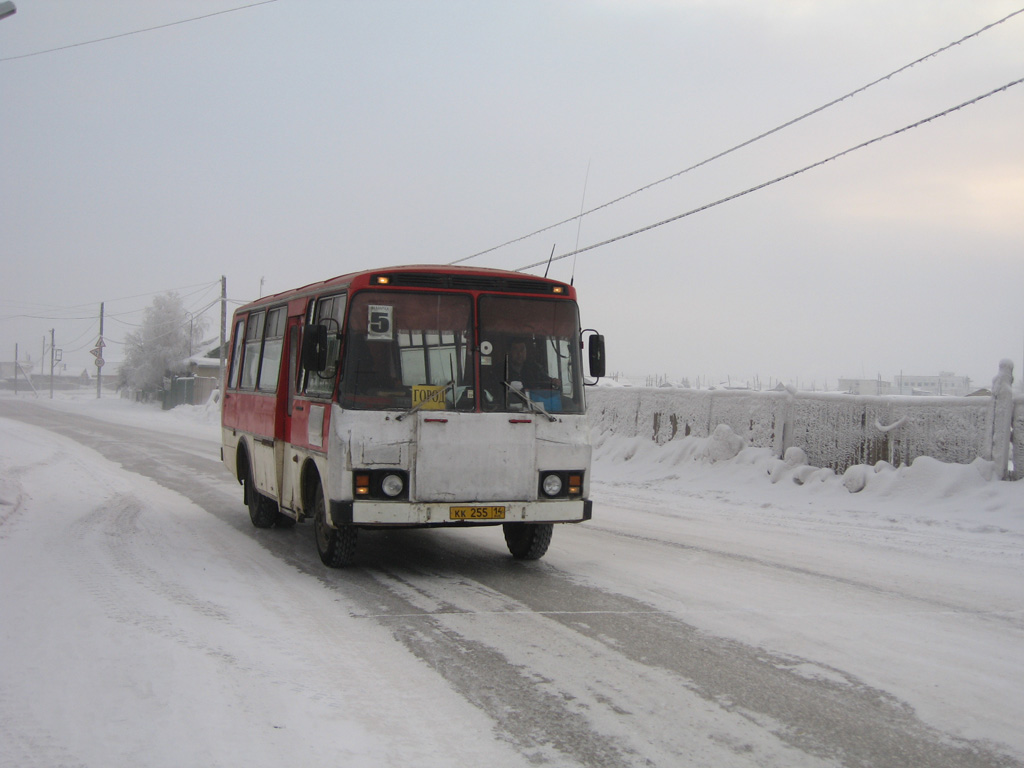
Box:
[588,382,1015,478]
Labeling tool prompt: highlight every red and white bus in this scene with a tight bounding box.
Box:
[221,265,605,567]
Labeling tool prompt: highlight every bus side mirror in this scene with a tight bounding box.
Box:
[587,333,605,380]
[301,324,329,372]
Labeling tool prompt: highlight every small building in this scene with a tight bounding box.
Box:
[894,372,972,396]
[162,339,225,408]
[0,360,34,380]
[838,378,893,396]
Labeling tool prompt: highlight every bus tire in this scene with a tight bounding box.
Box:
[313,482,357,567]
[503,523,553,560]
[246,464,279,529]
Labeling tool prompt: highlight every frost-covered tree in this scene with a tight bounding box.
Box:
[120,292,206,391]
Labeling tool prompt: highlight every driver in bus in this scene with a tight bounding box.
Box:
[507,338,560,391]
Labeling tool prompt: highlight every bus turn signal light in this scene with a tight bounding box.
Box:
[355,474,371,495]
[568,474,582,496]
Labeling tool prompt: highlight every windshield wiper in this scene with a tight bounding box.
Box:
[503,381,556,422]
[396,381,453,421]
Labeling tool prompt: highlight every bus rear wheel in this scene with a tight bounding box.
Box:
[246,464,279,529]
[503,523,553,560]
[313,482,357,567]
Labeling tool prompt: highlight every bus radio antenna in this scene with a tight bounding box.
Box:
[543,243,556,278]
[570,161,591,286]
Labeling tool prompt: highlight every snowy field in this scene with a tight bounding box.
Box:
[1,391,1022,767]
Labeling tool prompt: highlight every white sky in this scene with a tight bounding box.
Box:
[2,0,1022,388]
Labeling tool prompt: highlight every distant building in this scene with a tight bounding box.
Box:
[894,372,971,396]
[0,360,34,380]
[838,378,893,396]
[185,338,226,379]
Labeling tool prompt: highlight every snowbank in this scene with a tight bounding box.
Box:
[588,385,1002,475]
[591,425,1024,529]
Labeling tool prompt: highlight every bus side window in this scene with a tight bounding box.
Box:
[227,318,245,389]
[240,311,265,390]
[257,307,287,392]
[303,294,346,397]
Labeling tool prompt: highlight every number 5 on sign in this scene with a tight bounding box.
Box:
[367,305,393,340]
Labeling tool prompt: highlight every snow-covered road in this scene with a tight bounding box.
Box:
[1,394,1022,767]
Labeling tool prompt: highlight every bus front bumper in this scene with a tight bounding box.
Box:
[329,499,592,528]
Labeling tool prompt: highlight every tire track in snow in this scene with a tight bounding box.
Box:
[589,492,1024,632]
[0,688,89,768]
[63,491,361,716]
[350,565,646,768]
[0,452,68,539]
[378,555,1022,768]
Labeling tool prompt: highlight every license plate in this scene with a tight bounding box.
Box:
[450,505,506,520]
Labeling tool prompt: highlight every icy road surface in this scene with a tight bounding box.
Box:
[1,395,1022,767]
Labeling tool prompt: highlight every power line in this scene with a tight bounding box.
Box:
[79,279,221,307]
[51,321,97,352]
[0,0,280,63]
[101,279,221,307]
[0,279,222,322]
[454,5,1024,267]
[98,283,222,326]
[118,298,222,348]
[0,312,97,322]
[109,293,220,330]
[517,75,1024,272]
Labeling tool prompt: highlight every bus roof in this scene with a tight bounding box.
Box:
[235,264,577,314]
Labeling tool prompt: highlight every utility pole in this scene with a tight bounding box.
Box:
[13,343,18,395]
[49,328,55,399]
[219,276,227,391]
[97,302,104,399]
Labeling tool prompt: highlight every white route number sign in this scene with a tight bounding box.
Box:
[367,305,393,341]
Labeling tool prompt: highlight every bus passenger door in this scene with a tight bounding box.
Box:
[280,316,306,514]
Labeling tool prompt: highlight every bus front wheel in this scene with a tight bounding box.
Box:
[313,482,357,567]
[503,523,553,560]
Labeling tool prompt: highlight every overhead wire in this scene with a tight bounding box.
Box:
[115,298,223,352]
[99,283,221,326]
[5,279,225,361]
[452,5,1024,267]
[32,318,99,356]
[516,76,1024,272]
[0,1,280,63]
[95,279,221,307]
[0,279,222,322]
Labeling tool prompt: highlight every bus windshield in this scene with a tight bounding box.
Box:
[340,291,475,411]
[478,296,584,415]
[339,291,584,414]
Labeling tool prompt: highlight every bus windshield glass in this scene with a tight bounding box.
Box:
[340,291,474,411]
[478,296,584,415]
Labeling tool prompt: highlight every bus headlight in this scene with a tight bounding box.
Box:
[353,470,408,500]
[541,473,563,498]
[381,474,405,498]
